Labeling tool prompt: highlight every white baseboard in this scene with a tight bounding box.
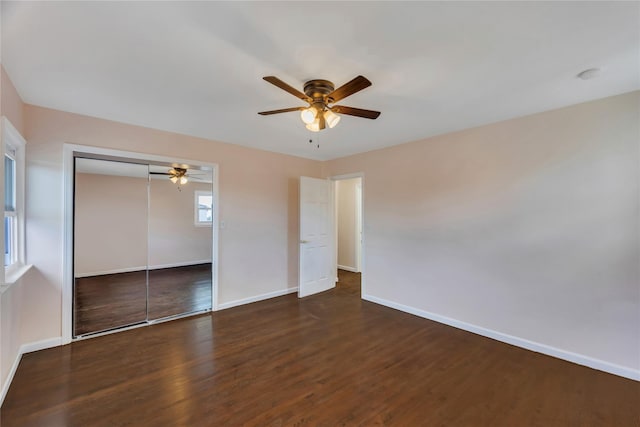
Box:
[216,287,298,311]
[362,294,640,381]
[338,265,359,273]
[75,266,146,278]
[1,336,63,406]
[0,348,23,407]
[149,260,211,271]
[76,260,212,278]
[20,337,63,354]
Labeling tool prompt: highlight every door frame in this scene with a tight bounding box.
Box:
[62,144,219,344]
[331,172,365,297]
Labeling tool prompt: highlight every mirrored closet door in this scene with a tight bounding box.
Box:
[147,165,213,320]
[73,158,149,336]
[73,157,213,338]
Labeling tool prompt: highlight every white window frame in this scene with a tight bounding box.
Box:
[194,190,213,227]
[1,117,30,286]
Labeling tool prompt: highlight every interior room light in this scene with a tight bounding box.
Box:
[324,110,341,128]
[300,107,317,124]
[179,176,188,185]
[305,118,321,132]
[170,176,179,184]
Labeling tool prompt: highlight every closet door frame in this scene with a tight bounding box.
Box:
[62,144,219,344]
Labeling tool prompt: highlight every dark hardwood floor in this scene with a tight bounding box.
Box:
[74,263,212,335]
[4,270,638,426]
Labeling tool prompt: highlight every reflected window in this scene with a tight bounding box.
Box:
[195,191,213,226]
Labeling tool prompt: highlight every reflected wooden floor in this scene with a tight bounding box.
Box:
[74,263,212,335]
[4,270,638,426]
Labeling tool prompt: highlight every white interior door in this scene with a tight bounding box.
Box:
[299,176,335,298]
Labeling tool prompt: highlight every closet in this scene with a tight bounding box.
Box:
[73,157,214,337]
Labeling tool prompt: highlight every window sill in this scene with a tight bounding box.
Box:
[1,263,33,293]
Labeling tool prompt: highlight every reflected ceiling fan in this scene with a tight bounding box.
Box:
[149,167,210,185]
[258,75,380,131]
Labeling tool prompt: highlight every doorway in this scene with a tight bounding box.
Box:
[333,175,363,295]
[63,145,218,342]
[297,174,364,299]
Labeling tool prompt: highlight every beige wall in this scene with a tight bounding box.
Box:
[74,173,149,276]
[23,104,321,345]
[325,91,640,372]
[1,66,24,135]
[74,173,213,276]
[1,60,637,391]
[149,178,212,267]
[0,67,27,399]
[337,178,359,270]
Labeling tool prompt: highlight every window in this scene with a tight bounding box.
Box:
[195,191,213,226]
[2,117,27,283]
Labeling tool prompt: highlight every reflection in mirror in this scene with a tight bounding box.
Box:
[73,158,149,336]
[147,165,213,320]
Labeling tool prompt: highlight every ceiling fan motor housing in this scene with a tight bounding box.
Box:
[304,79,335,104]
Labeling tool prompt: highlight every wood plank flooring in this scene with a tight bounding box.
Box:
[74,263,212,335]
[3,270,638,426]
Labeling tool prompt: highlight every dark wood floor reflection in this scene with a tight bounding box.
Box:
[74,263,212,335]
[5,270,638,426]
[148,263,212,320]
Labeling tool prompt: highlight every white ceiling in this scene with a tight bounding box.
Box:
[2,2,638,161]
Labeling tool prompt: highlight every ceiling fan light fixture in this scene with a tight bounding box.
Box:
[180,176,188,185]
[305,118,321,132]
[170,176,179,184]
[324,109,341,128]
[260,75,380,134]
[300,107,317,124]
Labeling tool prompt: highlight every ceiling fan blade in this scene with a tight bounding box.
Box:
[327,76,372,103]
[263,76,312,103]
[331,105,380,119]
[258,107,305,115]
[149,172,170,175]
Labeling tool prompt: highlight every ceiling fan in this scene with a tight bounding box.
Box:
[258,75,380,132]
[149,167,192,185]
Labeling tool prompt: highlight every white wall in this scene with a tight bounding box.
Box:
[326,91,640,377]
[336,178,360,271]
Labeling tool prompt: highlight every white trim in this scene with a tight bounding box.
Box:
[63,144,220,341]
[75,320,152,340]
[354,182,362,273]
[216,287,298,311]
[149,260,212,271]
[74,260,212,278]
[74,308,210,341]
[20,337,63,354]
[337,265,358,273]
[3,263,33,286]
[2,117,27,284]
[0,350,22,406]
[62,145,74,344]
[0,337,62,406]
[74,266,147,278]
[363,294,640,381]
